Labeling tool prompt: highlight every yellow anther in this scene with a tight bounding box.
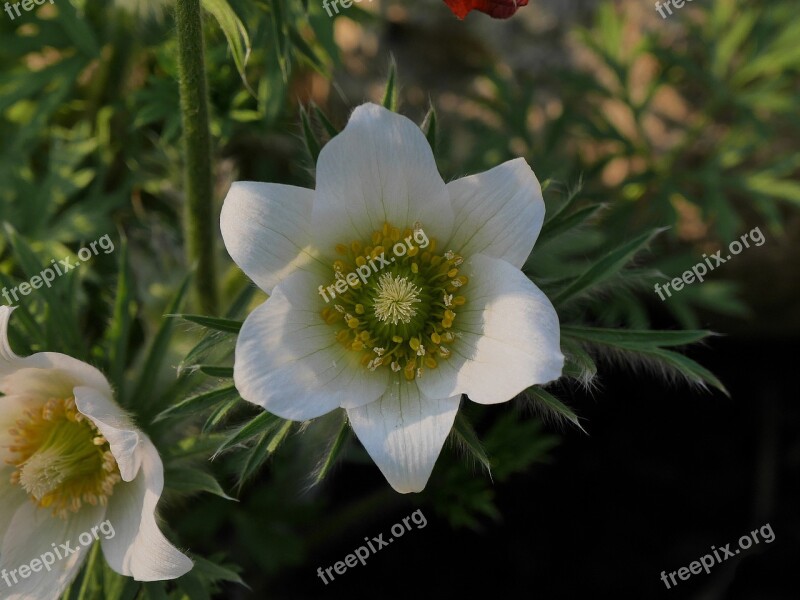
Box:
[335,244,348,255]
[382,222,391,237]
[351,241,362,254]
[359,331,371,341]
[444,310,456,321]
[337,330,351,343]
[390,227,400,241]
[355,304,365,314]
[371,231,382,245]
[371,246,385,259]
[424,356,438,369]
[407,246,419,257]
[453,296,466,306]
[351,340,365,351]
[447,268,458,278]
[430,255,442,266]
[409,337,421,351]
[411,262,419,273]
[392,335,403,344]
[430,332,441,344]
[347,318,360,329]
[355,256,367,267]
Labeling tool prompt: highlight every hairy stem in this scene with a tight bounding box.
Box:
[175,0,218,314]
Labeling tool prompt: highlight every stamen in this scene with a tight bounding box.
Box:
[321,221,467,380]
[373,273,422,326]
[6,397,121,519]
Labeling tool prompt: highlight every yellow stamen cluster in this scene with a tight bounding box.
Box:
[4,397,121,519]
[319,221,468,381]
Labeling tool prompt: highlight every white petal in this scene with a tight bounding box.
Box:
[101,435,193,581]
[234,269,388,420]
[74,386,142,482]
[347,379,460,493]
[0,468,28,536]
[0,306,113,397]
[311,103,454,255]
[417,254,564,404]
[0,501,105,600]
[220,182,328,295]
[445,158,545,268]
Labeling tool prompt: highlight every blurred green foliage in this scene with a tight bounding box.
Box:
[0,0,797,597]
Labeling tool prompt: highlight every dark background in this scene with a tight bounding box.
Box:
[268,329,799,599]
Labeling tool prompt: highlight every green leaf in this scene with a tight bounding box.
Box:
[646,348,728,395]
[2,224,82,354]
[382,58,398,111]
[287,27,327,74]
[215,410,284,457]
[563,329,728,395]
[165,467,236,501]
[312,102,339,137]
[422,105,437,153]
[106,239,134,399]
[198,365,234,378]
[236,419,293,488]
[130,274,192,417]
[312,412,350,485]
[537,203,604,246]
[450,412,492,474]
[524,386,585,432]
[190,555,246,587]
[554,228,665,304]
[155,384,239,421]
[561,325,713,350]
[561,336,598,384]
[174,314,243,334]
[542,176,584,224]
[203,397,240,433]
[201,0,253,94]
[299,104,322,163]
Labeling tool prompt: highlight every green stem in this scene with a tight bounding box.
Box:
[175,0,218,315]
[76,543,100,600]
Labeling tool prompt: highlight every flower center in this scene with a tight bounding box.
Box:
[5,397,121,518]
[373,273,422,325]
[319,221,469,380]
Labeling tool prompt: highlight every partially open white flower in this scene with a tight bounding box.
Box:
[0,307,192,598]
[221,103,564,493]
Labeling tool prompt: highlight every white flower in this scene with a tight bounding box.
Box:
[221,103,564,493]
[0,307,192,599]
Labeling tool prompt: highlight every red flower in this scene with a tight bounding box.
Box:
[443,0,529,19]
